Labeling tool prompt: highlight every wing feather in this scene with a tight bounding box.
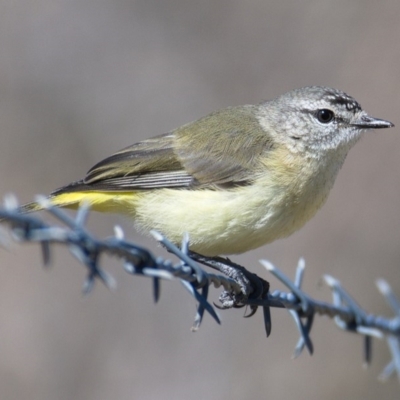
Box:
[52,105,273,196]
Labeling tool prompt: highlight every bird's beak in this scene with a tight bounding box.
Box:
[352,114,394,129]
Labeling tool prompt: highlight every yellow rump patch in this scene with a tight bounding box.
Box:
[52,191,138,215]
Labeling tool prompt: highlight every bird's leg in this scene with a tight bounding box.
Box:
[188,251,269,315]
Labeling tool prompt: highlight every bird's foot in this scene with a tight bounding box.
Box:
[188,252,269,315]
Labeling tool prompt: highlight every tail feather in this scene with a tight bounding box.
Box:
[2,180,91,218]
[1,187,137,223]
[18,200,45,214]
[18,194,81,214]
[0,198,45,223]
[24,191,135,215]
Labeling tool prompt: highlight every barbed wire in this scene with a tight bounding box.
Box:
[0,196,399,382]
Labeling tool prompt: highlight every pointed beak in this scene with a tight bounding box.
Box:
[352,114,394,130]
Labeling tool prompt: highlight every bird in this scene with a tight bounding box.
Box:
[16,86,394,256]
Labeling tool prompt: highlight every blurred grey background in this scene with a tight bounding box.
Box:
[0,1,399,399]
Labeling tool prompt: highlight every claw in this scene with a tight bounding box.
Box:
[213,302,231,310]
[244,305,258,318]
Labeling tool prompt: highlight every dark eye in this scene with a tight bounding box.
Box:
[316,109,334,123]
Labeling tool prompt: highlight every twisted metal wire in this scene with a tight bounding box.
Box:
[0,196,399,382]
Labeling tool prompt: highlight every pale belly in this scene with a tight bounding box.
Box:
[133,172,334,256]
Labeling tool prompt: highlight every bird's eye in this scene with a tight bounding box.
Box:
[316,109,334,123]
